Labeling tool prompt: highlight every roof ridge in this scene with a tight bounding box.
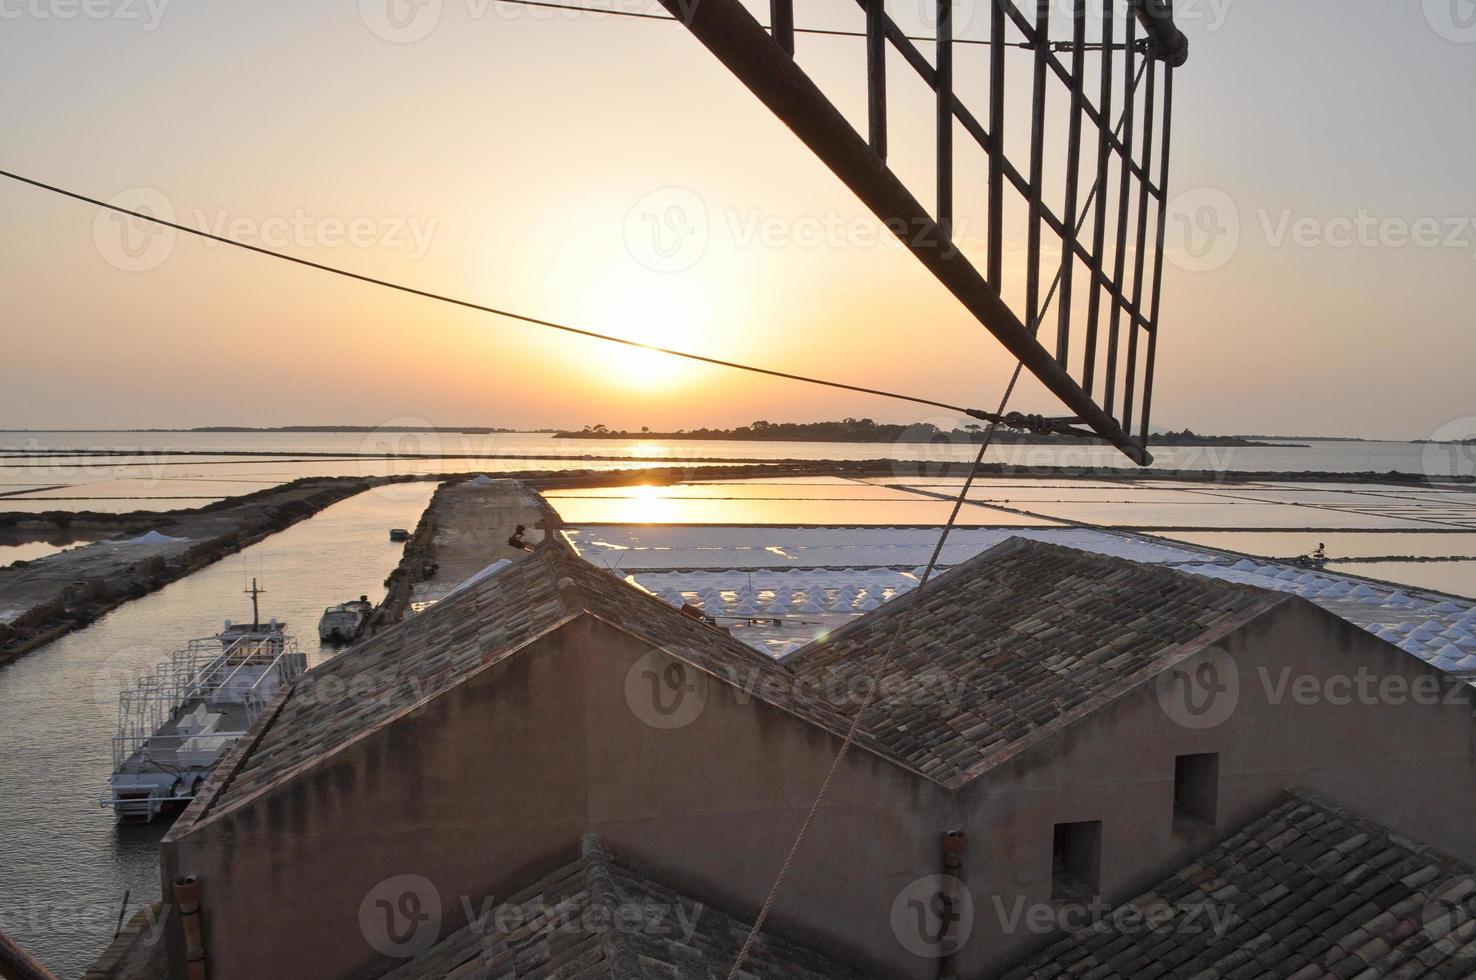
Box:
[782,535,1275,666]
[1284,791,1473,870]
[580,838,649,980]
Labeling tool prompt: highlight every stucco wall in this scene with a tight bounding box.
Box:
[948,597,1476,976]
[160,597,1475,980]
[161,615,954,980]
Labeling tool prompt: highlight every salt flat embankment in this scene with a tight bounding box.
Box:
[0,477,392,665]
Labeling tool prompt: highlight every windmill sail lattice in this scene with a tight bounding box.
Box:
[657,0,1187,465]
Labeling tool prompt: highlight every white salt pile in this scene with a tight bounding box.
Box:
[123,530,187,545]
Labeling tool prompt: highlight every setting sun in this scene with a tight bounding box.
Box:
[586,275,707,392]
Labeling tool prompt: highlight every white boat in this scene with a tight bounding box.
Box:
[101,580,305,824]
[318,597,372,643]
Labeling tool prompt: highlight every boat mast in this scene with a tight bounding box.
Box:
[245,578,265,630]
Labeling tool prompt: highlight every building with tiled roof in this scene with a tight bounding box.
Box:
[380,836,871,980]
[159,537,1476,980]
[781,537,1279,786]
[1006,794,1476,978]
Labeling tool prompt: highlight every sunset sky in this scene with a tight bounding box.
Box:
[1,0,1473,439]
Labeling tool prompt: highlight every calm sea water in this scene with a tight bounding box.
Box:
[1,430,1473,477]
[0,484,436,977]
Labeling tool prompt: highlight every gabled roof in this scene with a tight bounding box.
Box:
[1005,794,1476,978]
[194,536,1286,820]
[381,837,874,980]
[199,545,576,814]
[781,538,1280,787]
[193,543,861,819]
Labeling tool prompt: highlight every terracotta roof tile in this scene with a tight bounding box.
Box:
[1005,795,1476,979]
[781,538,1277,787]
[201,537,1287,817]
[380,838,873,980]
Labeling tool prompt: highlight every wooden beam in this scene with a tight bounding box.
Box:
[986,0,1005,288]
[654,0,1152,464]
[770,0,794,55]
[1082,0,1115,396]
[1056,0,1088,366]
[1122,51,1157,434]
[936,0,953,235]
[1024,0,1049,331]
[867,0,887,160]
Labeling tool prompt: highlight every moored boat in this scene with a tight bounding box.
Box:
[101,580,305,824]
[318,596,372,643]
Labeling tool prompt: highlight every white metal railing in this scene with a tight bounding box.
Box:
[109,631,305,770]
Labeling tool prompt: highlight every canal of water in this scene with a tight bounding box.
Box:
[0,483,436,977]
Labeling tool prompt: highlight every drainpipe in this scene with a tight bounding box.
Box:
[0,929,58,980]
[937,831,967,980]
[172,876,207,980]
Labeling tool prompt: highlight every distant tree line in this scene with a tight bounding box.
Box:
[556,420,1277,446]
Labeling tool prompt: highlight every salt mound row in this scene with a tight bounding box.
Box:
[123,530,187,545]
